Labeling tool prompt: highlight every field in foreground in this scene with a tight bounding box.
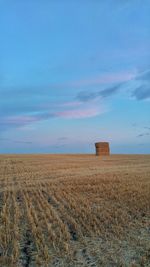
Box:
[0,154,150,267]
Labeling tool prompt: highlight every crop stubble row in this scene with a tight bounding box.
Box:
[0,154,150,266]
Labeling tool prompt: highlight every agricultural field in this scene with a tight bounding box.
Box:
[0,154,150,267]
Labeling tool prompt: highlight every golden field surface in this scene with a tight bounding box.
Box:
[0,154,150,267]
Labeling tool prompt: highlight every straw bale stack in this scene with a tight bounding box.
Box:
[95,142,110,156]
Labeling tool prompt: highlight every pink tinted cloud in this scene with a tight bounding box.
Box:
[56,107,104,119]
[68,71,136,87]
[45,70,136,90]
[58,101,81,107]
[2,115,38,125]
[1,113,52,128]
[1,107,102,129]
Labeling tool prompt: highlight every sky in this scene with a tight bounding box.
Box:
[0,0,150,154]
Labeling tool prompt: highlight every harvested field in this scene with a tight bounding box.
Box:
[0,154,150,267]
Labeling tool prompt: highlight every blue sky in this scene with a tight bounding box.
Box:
[0,0,150,153]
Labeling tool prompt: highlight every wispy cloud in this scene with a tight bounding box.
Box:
[77,92,98,102]
[137,69,150,81]
[0,68,146,134]
[0,138,32,144]
[78,68,150,102]
[132,69,150,100]
[0,70,134,121]
[77,68,150,104]
[56,101,81,107]
[137,133,150,138]
[56,106,103,119]
[0,114,49,126]
[0,102,105,132]
[68,71,134,88]
[132,86,150,100]
[144,126,150,130]
[0,71,135,102]
[77,84,120,102]
[0,113,55,132]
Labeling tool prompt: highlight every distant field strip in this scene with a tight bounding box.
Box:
[0,155,150,266]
